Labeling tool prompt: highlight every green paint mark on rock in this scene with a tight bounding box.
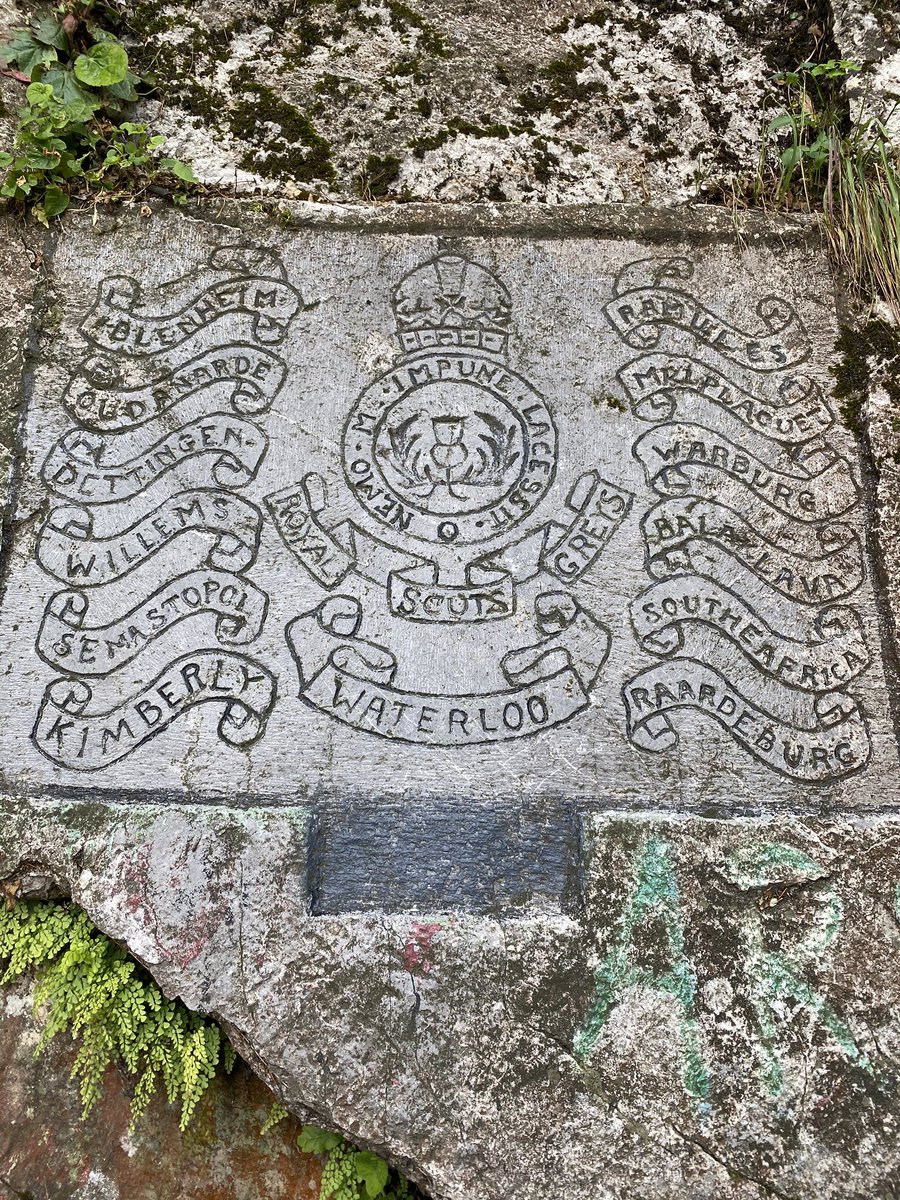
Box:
[726,841,872,1096]
[575,835,710,1103]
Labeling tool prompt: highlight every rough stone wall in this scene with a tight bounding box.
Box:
[8,795,900,1200]
[126,0,812,203]
[830,0,900,659]
[2,2,900,1200]
[833,0,900,135]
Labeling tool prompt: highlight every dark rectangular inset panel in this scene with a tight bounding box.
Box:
[309,799,583,916]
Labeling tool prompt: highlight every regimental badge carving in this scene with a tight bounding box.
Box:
[342,255,557,547]
[285,591,609,746]
[268,253,633,745]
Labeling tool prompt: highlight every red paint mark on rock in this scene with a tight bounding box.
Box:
[402,923,443,975]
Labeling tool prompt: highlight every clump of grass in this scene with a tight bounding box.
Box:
[713,58,900,322]
[825,121,900,319]
[761,59,858,207]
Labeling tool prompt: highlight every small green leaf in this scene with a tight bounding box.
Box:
[260,1100,288,1135]
[42,68,100,115]
[298,1124,343,1154]
[33,16,69,51]
[0,28,37,61]
[25,81,55,105]
[766,113,796,134]
[107,71,140,102]
[42,185,70,216]
[1,28,58,76]
[353,1151,390,1198]
[161,159,197,183]
[74,42,128,87]
[22,145,62,170]
[66,98,101,125]
[86,22,119,43]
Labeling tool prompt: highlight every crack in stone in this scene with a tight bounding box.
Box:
[668,1124,799,1200]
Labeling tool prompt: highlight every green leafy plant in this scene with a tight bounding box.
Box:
[771,61,900,319]
[0,1,197,222]
[0,899,234,1129]
[740,57,900,322]
[298,1126,414,1200]
[1,3,143,108]
[765,59,861,205]
[260,1098,291,1134]
[2,901,422,1197]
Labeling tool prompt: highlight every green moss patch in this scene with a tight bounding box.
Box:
[831,319,900,438]
[229,81,335,183]
[354,153,402,197]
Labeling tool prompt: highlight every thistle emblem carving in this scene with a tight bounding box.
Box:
[386,411,521,502]
[266,249,632,746]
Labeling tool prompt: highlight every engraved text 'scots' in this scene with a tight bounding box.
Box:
[269,253,631,745]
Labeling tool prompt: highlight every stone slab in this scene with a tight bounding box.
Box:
[0,203,896,811]
[3,202,900,1199]
[6,796,900,1200]
[308,797,582,914]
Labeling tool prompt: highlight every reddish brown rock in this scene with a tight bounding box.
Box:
[0,979,322,1200]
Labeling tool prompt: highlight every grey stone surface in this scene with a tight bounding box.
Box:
[5,796,900,1200]
[308,797,583,915]
[0,203,896,808]
[3,201,900,1199]
[0,210,42,518]
[117,0,803,204]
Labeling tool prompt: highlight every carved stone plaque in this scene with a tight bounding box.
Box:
[1,209,897,807]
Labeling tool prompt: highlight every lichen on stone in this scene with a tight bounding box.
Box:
[109,0,817,203]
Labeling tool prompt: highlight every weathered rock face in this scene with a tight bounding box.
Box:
[6,798,900,1199]
[833,0,900,136]
[1,199,900,1199]
[121,0,817,203]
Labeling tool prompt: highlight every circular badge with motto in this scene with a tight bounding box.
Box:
[342,350,558,545]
